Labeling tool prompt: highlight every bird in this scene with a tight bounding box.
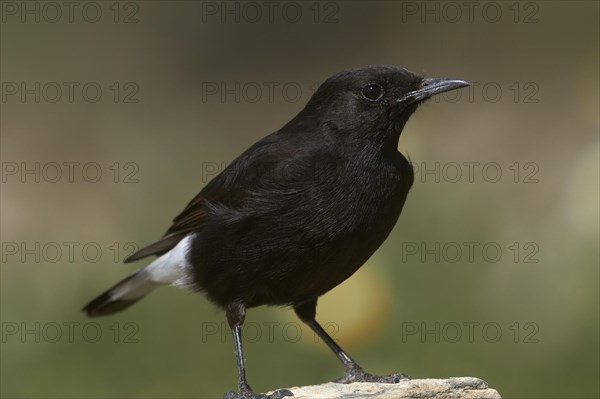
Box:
[83,64,469,399]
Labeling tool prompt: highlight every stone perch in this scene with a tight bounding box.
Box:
[276,377,501,399]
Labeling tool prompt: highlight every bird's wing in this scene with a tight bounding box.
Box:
[124,132,300,263]
[122,189,210,262]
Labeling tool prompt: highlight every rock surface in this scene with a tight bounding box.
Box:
[280,377,501,399]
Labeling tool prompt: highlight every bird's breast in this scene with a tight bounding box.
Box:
[277,154,413,294]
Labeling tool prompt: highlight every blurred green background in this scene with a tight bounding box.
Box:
[1,1,598,398]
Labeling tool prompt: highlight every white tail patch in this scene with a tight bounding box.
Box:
[112,234,193,301]
[144,233,193,285]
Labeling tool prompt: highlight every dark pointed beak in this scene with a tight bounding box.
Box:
[398,78,470,105]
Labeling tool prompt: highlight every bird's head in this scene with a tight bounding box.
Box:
[298,65,469,149]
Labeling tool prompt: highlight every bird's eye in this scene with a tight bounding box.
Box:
[361,84,383,101]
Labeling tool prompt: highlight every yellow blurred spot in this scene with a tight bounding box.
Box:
[281,263,392,350]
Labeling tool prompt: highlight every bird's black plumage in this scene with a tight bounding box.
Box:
[83,65,469,399]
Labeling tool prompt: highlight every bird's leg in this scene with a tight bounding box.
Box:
[222,302,293,399]
[294,300,410,384]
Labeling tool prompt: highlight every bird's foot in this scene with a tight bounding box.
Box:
[223,387,293,399]
[335,365,410,384]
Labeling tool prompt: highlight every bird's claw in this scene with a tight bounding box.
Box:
[335,366,410,384]
[223,388,293,399]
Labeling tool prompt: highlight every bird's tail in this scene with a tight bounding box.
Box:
[83,269,162,317]
[83,234,192,317]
